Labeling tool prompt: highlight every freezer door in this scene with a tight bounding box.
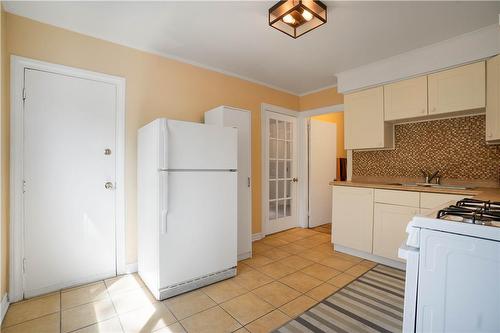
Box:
[160,119,237,170]
[158,171,237,289]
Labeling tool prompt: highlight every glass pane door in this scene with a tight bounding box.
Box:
[266,112,297,234]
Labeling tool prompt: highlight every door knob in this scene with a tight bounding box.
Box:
[292,177,298,182]
[105,182,114,189]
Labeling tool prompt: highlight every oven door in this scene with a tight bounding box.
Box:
[416,229,500,333]
[399,243,419,333]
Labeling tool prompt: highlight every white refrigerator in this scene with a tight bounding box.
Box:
[138,118,238,300]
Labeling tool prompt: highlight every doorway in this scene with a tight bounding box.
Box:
[306,111,345,231]
[10,57,125,301]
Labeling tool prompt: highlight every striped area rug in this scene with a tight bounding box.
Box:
[274,265,405,333]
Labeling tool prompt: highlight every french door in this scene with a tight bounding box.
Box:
[265,111,298,234]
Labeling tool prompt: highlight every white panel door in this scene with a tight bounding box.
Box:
[309,119,336,228]
[266,112,298,234]
[23,69,117,297]
[417,230,500,333]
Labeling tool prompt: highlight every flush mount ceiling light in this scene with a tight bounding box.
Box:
[269,0,327,39]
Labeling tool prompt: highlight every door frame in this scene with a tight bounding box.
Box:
[298,104,345,228]
[10,56,126,302]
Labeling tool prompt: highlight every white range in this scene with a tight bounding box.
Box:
[399,198,500,333]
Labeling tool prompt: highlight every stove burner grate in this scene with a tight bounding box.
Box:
[437,198,500,224]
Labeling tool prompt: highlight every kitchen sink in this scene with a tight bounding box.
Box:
[429,184,475,190]
[385,182,474,190]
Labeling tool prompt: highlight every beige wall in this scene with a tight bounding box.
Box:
[0,13,300,296]
[299,86,343,111]
[0,12,346,298]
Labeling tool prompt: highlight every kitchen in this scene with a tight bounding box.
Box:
[0,2,499,333]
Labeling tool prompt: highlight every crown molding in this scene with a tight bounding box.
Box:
[336,24,500,93]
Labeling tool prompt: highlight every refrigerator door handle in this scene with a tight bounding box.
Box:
[160,119,169,170]
[161,209,168,234]
[160,171,168,234]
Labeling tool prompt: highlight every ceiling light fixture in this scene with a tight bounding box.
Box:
[269,0,327,39]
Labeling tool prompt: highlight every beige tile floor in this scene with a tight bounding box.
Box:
[1,225,376,333]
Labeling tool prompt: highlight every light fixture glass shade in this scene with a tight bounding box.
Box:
[269,0,327,39]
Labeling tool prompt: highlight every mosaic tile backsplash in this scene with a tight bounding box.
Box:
[352,115,500,183]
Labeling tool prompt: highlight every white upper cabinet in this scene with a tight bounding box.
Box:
[344,86,393,150]
[486,55,500,143]
[428,61,486,115]
[384,76,428,121]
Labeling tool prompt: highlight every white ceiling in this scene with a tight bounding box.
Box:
[4,1,499,95]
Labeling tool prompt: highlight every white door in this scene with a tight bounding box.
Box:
[309,119,336,228]
[23,69,117,297]
[265,112,298,234]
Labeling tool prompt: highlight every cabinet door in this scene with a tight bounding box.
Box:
[384,76,428,121]
[373,203,419,261]
[205,107,252,259]
[344,87,390,150]
[428,61,485,115]
[332,186,373,253]
[486,55,500,142]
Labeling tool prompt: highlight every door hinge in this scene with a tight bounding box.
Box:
[22,258,27,274]
[22,88,27,101]
[23,180,26,193]
[247,177,251,188]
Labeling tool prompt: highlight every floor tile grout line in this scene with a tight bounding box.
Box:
[5,227,362,333]
[59,291,62,333]
[2,311,60,330]
[104,282,126,333]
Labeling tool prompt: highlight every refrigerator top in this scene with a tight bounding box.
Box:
[155,118,238,171]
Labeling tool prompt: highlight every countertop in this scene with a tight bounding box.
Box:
[330,180,500,202]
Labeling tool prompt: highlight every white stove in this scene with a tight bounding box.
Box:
[399,198,500,333]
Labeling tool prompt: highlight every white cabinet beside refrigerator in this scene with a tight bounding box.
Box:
[138,118,238,300]
[205,106,252,260]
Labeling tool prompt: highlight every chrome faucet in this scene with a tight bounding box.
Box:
[420,170,440,184]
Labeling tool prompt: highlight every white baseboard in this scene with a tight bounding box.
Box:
[1,293,10,324]
[252,233,264,241]
[237,251,252,261]
[334,244,406,271]
[125,263,138,274]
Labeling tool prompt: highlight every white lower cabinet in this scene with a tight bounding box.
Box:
[373,203,419,261]
[332,186,374,253]
[332,186,470,266]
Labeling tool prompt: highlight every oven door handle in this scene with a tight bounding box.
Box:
[398,244,418,260]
